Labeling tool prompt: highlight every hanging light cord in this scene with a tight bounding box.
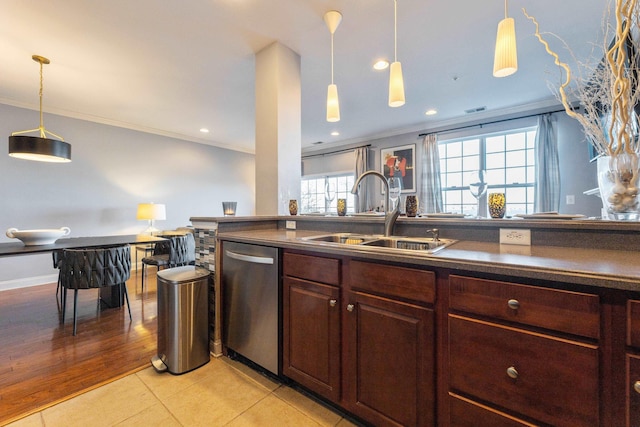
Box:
[504,0,508,19]
[38,60,45,137]
[331,31,335,84]
[11,56,64,141]
[394,0,398,62]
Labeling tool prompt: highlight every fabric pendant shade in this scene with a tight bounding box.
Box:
[326,83,340,122]
[324,10,342,122]
[388,0,405,107]
[8,55,71,163]
[9,135,71,163]
[388,61,405,107]
[493,1,518,78]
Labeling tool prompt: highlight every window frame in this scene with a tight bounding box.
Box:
[438,126,537,217]
[300,172,356,214]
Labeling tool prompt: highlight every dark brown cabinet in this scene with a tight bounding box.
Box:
[282,252,341,402]
[282,251,436,426]
[343,260,436,426]
[448,275,601,427]
[627,300,640,426]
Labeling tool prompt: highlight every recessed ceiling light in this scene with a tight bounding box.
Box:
[425,109,438,116]
[199,128,210,133]
[331,131,340,136]
[373,59,389,70]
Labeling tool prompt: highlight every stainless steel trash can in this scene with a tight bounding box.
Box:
[151,265,210,374]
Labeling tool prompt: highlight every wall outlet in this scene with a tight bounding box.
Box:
[499,228,531,246]
[286,220,296,230]
[566,195,575,205]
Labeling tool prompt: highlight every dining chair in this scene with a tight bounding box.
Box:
[59,244,132,335]
[53,249,63,302]
[141,233,194,290]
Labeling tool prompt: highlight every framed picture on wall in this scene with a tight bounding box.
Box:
[380,144,415,193]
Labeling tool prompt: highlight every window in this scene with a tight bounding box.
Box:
[301,173,355,214]
[438,128,537,217]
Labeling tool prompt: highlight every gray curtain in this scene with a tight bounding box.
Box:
[534,114,561,212]
[354,147,370,212]
[418,134,443,213]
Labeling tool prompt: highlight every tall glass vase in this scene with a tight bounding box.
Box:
[597,153,640,220]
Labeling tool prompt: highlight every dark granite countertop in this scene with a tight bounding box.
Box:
[214,228,640,292]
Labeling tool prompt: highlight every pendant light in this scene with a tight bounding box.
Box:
[8,55,71,163]
[324,10,342,122]
[493,0,518,78]
[389,0,405,107]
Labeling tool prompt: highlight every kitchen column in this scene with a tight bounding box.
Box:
[255,42,302,215]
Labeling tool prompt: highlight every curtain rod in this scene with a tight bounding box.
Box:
[302,144,371,159]
[417,108,570,138]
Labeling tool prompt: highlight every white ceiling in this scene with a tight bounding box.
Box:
[0,0,609,154]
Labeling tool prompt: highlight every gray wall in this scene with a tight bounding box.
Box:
[0,103,255,289]
[303,110,602,216]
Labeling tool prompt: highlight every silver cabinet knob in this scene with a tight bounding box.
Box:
[346,304,354,312]
[507,299,520,310]
[634,381,640,394]
[507,366,519,379]
[329,299,337,307]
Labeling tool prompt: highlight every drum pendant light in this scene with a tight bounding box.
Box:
[493,0,518,78]
[324,10,342,122]
[8,55,71,163]
[388,0,405,107]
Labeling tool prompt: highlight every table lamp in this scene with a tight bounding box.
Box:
[137,203,166,234]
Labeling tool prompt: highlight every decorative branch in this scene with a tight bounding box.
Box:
[523,0,640,157]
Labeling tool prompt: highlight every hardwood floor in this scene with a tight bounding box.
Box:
[0,270,158,426]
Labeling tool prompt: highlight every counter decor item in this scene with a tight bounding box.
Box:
[337,198,347,216]
[525,2,640,220]
[405,195,418,217]
[222,201,237,216]
[289,199,298,216]
[6,227,70,246]
[488,193,506,218]
[597,156,639,220]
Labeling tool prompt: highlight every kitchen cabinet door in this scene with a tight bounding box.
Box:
[343,290,435,427]
[282,276,341,402]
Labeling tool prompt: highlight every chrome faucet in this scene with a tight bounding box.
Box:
[426,228,440,242]
[351,170,400,237]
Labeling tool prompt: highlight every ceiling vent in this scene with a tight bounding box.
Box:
[465,106,487,114]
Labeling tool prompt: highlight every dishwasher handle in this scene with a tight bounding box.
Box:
[225,249,274,265]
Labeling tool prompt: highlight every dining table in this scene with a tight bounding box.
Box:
[0,234,168,307]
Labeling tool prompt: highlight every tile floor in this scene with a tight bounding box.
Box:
[6,356,359,427]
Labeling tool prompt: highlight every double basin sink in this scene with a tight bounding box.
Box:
[300,233,457,254]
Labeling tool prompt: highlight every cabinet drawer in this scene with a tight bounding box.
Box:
[283,252,340,285]
[449,275,600,339]
[628,300,640,348]
[449,314,599,427]
[348,260,435,304]
[449,393,537,427]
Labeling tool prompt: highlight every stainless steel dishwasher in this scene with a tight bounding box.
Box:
[222,241,279,375]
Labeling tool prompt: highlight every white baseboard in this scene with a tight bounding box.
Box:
[0,274,59,292]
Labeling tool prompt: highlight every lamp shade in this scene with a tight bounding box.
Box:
[326,83,340,122]
[136,203,166,221]
[9,135,71,163]
[388,61,405,107]
[493,17,518,78]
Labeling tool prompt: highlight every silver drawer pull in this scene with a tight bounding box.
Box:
[329,299,337,307]
[507,366,519,379]
[346,304,354,312]
[634,381,640,394]
[507,299,520,310]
